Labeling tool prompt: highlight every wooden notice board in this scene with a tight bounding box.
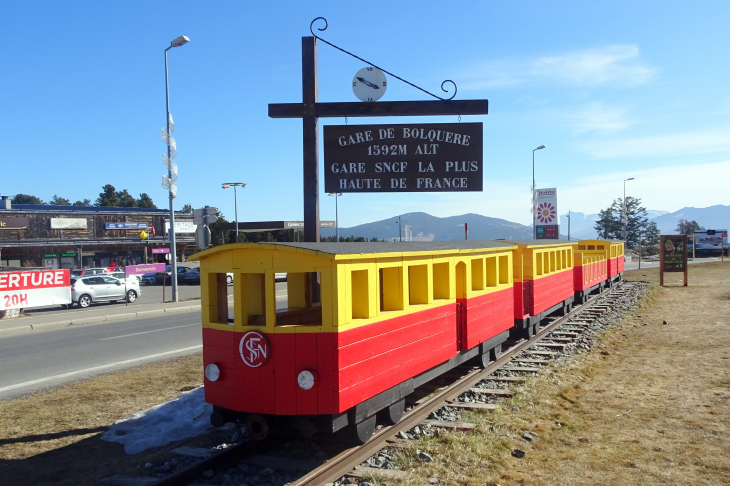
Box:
[659,234,688,286]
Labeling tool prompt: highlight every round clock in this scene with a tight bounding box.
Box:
[352,67,387,102]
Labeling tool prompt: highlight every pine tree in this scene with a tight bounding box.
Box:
[137,193,157,208]
[73,199,92,206]
[675,219,704,234]
[642,221,661,245]
[117,189,138,208]
[593,208,619,239]
[50,195,71,205]
[96,185,120,207]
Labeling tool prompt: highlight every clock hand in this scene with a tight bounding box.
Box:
[356,77,380,89]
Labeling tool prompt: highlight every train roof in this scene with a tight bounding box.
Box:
[503,239,576,247]
[191,240,516,261]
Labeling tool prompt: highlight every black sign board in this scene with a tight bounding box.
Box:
[324,122,483,193]
[660,235,688,286]
[536,225,559,239]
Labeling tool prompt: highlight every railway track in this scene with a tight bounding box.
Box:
[138,280,644,486]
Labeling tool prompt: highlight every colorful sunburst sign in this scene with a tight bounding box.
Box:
[537,202,556,224]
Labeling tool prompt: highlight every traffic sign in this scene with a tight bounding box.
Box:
[193,214,218,225]
[193,207,217,217]
[195,225,211,250]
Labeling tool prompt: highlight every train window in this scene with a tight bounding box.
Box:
[207,273,232,325]
[535,253,543,276]
[380,267,404,312]
[556,250,562,270]
[351,270,371,319]
[276,272,322,326]
[578,245,586,250]
[432,262,450,300]
[498,255,509,284]
[588,245,596,250]
[486,257,497,287]
[408,264,429,305]
[471,258,484,291]
[597,245,605,250]
[567,249,573,267]
[241,273,265,326]
[550,251,556,272]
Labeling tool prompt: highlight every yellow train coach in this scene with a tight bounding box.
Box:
[191,241,516,442]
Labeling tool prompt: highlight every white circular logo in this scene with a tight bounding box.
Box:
[239,331,270,368]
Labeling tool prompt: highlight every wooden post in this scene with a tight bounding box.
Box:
[302,36,320,243]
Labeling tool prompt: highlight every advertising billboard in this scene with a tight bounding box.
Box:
[0,269,71,310]
[694,229,728,253]
[534,188,558,226]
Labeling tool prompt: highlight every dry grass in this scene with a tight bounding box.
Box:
[0,354,204,485]
[374,261,730,486]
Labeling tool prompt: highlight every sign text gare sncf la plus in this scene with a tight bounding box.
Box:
[324,122,483,193]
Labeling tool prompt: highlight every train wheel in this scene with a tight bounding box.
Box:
[525,323,535,339]
[478,351,490,368]
[348,414,377,444]
[490,344,502,361]
[245,414,269,441]
[379,399,405,425]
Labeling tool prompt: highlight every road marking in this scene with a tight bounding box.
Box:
[0,345,202,393]
[98,323,199,340]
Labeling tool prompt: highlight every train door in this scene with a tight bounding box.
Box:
[455,262,467,349]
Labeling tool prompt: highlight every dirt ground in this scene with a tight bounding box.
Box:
[1,262,728,485]
[389,261,730,485]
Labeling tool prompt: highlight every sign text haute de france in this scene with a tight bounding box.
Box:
[324,122,483,193]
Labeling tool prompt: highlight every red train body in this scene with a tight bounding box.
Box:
[192,239,623,442]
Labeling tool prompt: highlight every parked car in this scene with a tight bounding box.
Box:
[71,267,110,277]
[140,273,157,285]
[107,270,141,284]
[70,275,141,308]
[183,267,201,285]
[155,265,193,285]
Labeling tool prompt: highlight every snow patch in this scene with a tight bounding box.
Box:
[101,386,213,455]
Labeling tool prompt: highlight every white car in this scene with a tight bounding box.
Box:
[70,275,142,308]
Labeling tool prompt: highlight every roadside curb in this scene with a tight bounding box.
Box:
[0,304,202,337]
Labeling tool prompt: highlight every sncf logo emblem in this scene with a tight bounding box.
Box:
[239,331,271,368]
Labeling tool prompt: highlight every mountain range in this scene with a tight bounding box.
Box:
[321,205,730,242]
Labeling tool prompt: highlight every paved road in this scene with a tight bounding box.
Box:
[625,256,724,271]
[0,284,289,401]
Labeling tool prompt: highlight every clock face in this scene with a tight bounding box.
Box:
[352,67,387,102]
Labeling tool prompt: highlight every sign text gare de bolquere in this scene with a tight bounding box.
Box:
[324,122,483,193]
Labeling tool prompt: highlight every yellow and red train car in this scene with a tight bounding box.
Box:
[577,239,625,287]
[508,240,577,337]
[573,244,608,304]
[192,241,516,442]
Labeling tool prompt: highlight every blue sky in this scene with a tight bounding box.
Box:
[1,1,728,227]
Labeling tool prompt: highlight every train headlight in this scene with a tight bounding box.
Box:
[297,370,319,390]
[205,363,221,382]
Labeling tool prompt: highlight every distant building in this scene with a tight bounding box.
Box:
[0,199,194,269]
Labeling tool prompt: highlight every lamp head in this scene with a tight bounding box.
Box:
[535,145,546,150]
[170,36,190,48]
[627,177,635,181]
[222,184,230,189]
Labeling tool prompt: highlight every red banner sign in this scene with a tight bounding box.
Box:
[0,269,71,309]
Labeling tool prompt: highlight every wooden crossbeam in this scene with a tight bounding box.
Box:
[268,99,489,119]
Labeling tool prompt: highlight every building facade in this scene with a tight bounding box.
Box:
[0,201,195,270]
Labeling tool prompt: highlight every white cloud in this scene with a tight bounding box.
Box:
[575,128,730,159]
[460,45,655,90]
[561,160,730,215]
[569,101,634,134]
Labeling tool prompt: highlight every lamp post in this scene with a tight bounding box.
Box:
[532,145,546,239]
[164,35,189,303]
[567,210,571,241]
[328,193,343,241]
[623,177,634,241]
[222,183,248,243]
[395,216,402,242]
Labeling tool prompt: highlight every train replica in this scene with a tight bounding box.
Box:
[191,238,624,443]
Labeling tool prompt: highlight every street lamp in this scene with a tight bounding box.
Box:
[623,177,635,241]
[328,193,343,241]
[163,35,189,303]
[532,145,546,239]
[222,183,248,243]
